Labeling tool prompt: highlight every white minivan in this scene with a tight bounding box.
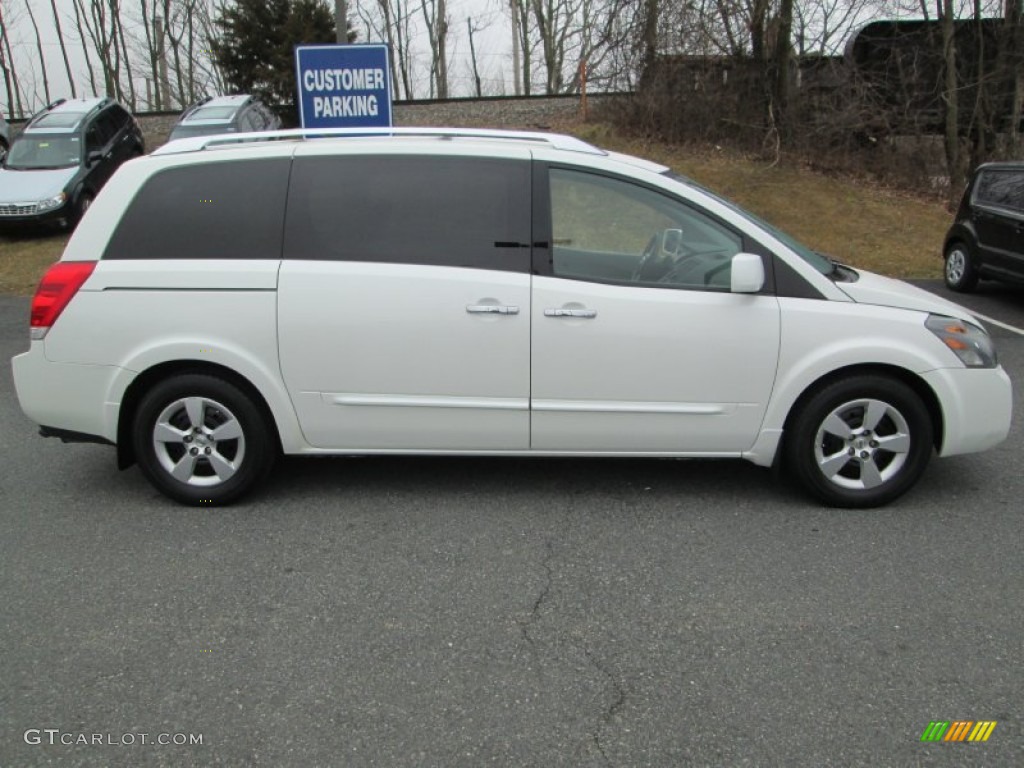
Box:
[11,128,1013,507]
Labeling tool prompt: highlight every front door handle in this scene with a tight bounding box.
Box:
[466,304,519,315]
[544,308,597,318]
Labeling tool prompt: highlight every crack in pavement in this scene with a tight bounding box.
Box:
[513,523,629,766]
[583,646,627,766]
[517,538,554,652]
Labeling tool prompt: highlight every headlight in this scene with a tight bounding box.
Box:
[925,314,998,368]
[36,192,67,212]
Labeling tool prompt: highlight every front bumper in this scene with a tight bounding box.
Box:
[0,201,72,230]
[11,342,123,443]
[920,365,1013,456]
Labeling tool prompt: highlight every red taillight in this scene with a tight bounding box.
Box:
[30,261,97,338]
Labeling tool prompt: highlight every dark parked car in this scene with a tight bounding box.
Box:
[944,161,1024,292]
[167,95,281,142]
[0,97,144,231]
[0,111,10,161]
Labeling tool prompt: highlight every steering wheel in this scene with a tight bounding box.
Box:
[630,233,661,283]
[632,229,688,283]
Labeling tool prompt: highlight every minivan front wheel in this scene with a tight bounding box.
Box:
[133,374,275,505]
[944,242,978,292]
[787,375,933,508]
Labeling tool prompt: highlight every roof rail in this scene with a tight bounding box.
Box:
[152,126,606,157]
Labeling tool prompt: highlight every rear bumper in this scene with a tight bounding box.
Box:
[920,365,1013,456]
[12,342,123,443]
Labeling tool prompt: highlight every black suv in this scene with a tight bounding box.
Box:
[943,162,1024,292]
[0,97,144,231]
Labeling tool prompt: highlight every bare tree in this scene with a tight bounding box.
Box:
[467,16,483,97]
[0,0,26,117]
[47,0,79,99]
[25,1,52,104]
[419,0,449,98]
[356,0,416,98]
[1003,0,1023,154]
[335,0,349,41]
[941,0,964,202]
[70,0,101,96]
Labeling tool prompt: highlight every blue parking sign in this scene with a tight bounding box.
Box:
[295,44,393,129]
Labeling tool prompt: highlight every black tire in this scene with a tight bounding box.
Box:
[72,191,94,228]
[0,138,8,163]
[944,241,979,292]
[132,374,275,506]
[786,375,933,508]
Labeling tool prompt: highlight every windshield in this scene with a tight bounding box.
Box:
[4,134,82,170]
[662,171,835,275]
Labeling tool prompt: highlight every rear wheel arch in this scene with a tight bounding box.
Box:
[117,361,282,470]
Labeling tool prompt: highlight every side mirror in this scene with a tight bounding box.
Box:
[730,253,765,294]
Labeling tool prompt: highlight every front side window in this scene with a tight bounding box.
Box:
[284,155,531,272]
[549,168,743,291]
[102,159,290,260]
[974,170,1024,214]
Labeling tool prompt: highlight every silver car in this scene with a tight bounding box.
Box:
[167,94,281,142]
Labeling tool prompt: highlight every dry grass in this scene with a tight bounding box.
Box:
[0,232,68,295]
[0,123,950,295]
[569,122,950,279]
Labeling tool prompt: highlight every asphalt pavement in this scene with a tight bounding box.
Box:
[1,284,1022,767]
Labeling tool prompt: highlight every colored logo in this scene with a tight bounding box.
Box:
[921,721,997,742]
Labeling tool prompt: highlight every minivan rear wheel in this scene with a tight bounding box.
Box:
[132,374,275,505]
[944,242,979,292]
[786,375,933,508]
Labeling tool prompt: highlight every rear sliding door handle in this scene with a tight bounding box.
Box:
[544,308,597,318]
[466,304,519,315]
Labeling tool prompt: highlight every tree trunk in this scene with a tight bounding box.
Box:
[640,0,658,76]
[335,0,348,43]
[1006,0,1023,155]
[0,19,24,118]
[436,0,448,98]
[50,0,77,98]
[26,1,52,104]
[467,17,482,97]
[773,0,794,139]
[511,0,521,95]
[941,0,964,206]
[71,0,100,96]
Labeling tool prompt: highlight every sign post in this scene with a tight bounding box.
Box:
[295,44,393,129]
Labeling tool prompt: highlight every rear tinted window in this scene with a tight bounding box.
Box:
[186,106,238,121]
[974,170,1024,213]
[103,159,289,260]
[33,112,87,129]
[284,155,531,271]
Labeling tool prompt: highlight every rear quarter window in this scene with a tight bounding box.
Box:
[283,154,531,272]
[102,159,290,260]
[973,170,1024,214]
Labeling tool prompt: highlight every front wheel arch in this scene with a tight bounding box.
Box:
[780,367,942,507]
[117,361,282,471]
[781,364,943,453]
